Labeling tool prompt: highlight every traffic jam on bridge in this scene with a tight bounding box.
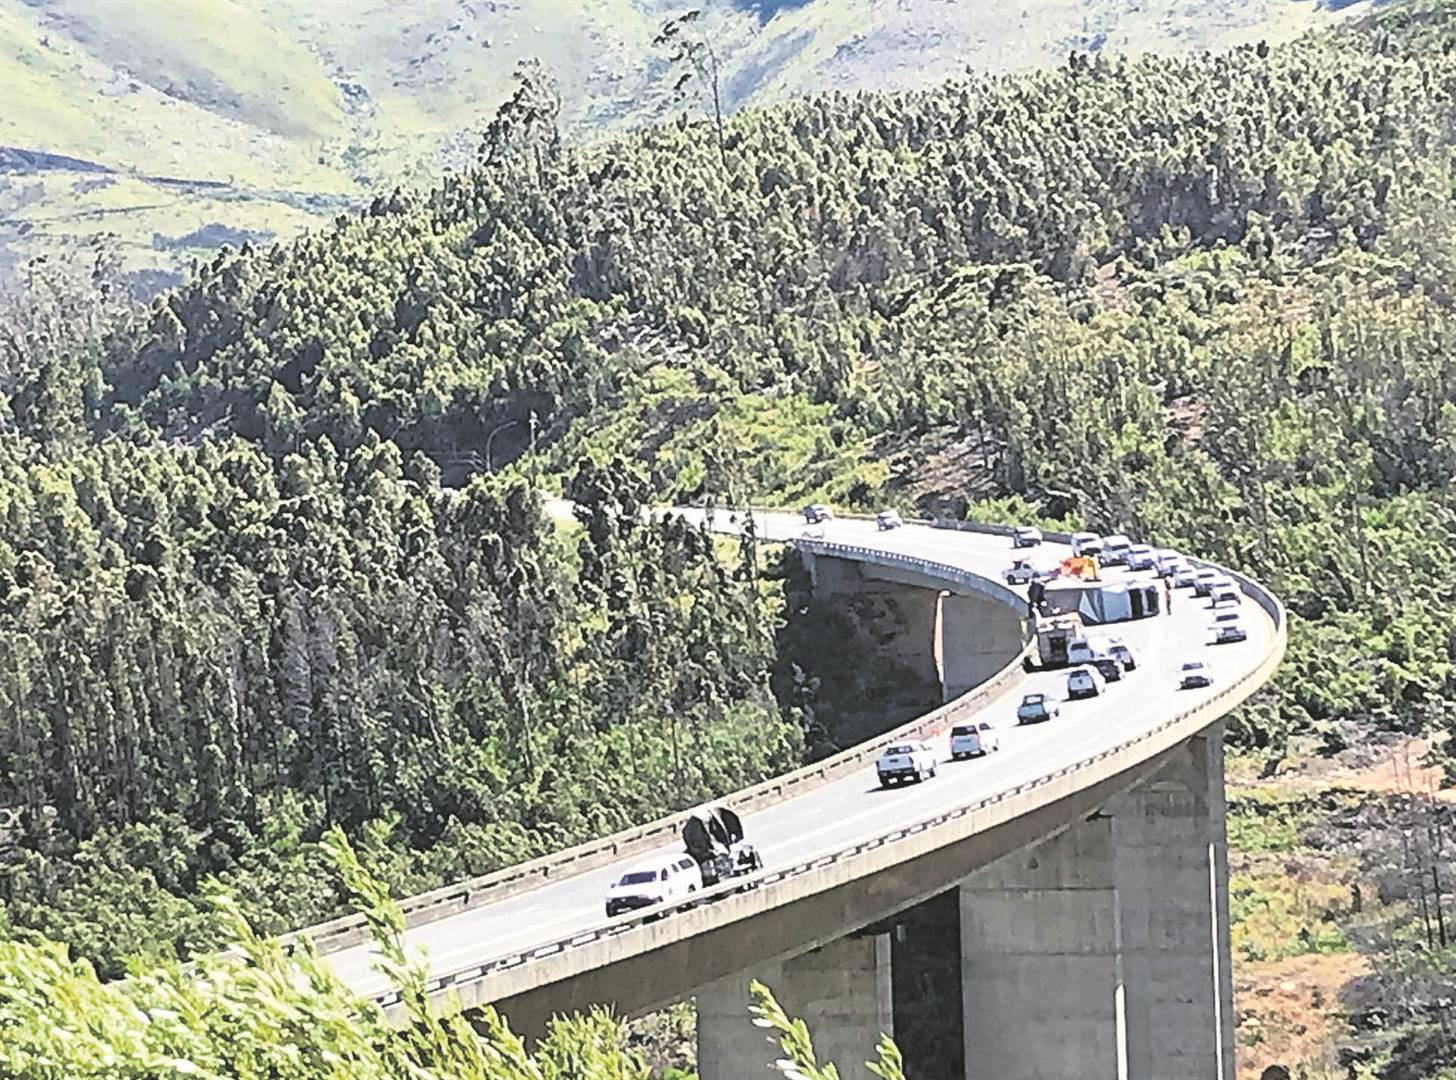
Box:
[602,507,1251,918]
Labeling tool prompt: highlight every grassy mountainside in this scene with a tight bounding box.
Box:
[0,0,1373,287]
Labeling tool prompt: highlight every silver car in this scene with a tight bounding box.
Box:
[1015,693,1060,724]
[1067,667,1106,700]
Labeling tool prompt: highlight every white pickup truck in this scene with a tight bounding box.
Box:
[877,741,938,787]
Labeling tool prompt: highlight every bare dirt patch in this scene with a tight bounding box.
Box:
[1229,733,1456,804]
[1237,952,1369,1078]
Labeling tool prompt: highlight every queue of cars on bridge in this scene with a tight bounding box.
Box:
[605,510,1253,920]
[873,521,1252,787]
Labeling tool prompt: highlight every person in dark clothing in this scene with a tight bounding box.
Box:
[1163,577,1173,614]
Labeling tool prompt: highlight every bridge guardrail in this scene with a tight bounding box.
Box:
[372,544,1284,1010]
[294,536,1033,956]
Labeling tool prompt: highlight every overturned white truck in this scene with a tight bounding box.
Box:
[682,805,763,887]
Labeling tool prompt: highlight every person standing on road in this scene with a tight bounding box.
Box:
[1163,577,1173,615]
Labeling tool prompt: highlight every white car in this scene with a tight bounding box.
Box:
[1012,525,1043,548]
[1015,692,1060,724]
[1003,557,1057,585]
[877,740,938,787]
[1104,637,1138,670]
[876,509,904,531]
[1067,666,1106,700]
[950,721,1001,759]
[1210,583,1242,608]
[1100,534,1133,565]
[1125,544,1157,571]
[1071,531,1103,557]
[1211,611,1247,643]
[1192,568,1221,597]
[1152,550,1183,577]
[1066,638,1108,667]
[1179,660,1214,689]
[1171,564,1199,588]
[605,854,703,917]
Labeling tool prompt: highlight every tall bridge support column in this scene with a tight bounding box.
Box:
[938,592,1026,702]
[696,933,893,1080]
[958,724,1234,1080]
[1112,724,1235,1080]
[960,813,1126,1080]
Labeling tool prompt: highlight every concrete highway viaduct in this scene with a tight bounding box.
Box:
[310,512,1286,1080]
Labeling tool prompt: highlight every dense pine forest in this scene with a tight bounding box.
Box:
[5,1,1456,1075]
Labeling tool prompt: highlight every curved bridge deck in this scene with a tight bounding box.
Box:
[312,511,1284,1068]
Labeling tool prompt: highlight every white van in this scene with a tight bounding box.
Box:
[605,854,703,917]
[1067,637,1112,667]
[1100,534,1133,565]
[1071,531,1104,557]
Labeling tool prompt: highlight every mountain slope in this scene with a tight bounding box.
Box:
[0,0,1376,288]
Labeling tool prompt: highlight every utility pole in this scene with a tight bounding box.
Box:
[529,410,539,491]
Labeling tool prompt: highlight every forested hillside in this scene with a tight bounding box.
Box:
[1,261,799,970]
[89,0,1456,765]
[4,1,1456,1075]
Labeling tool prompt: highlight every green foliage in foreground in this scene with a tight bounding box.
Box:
[0,828,899,1080]
[9,6,1456,1074]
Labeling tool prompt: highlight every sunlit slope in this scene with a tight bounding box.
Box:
[0,0,1374,286]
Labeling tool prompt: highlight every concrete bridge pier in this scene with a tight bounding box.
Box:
[1113,727,1235,1079]
[696,933,893,1080]
[960,811,1127,1080]
[960,723,1234,1080]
